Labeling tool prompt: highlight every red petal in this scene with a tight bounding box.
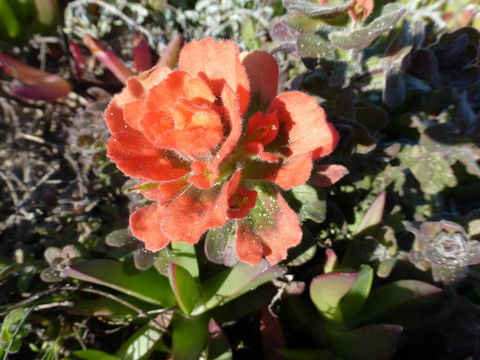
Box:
[269,92,339,159]
[138,178,188,205]
[260,194,302,265]
[107,129,189,181]
[141,71,221,159]
[244,142,280,163]
[179,38,250,114]
[245,111,279,146]
[272,154,313,190]
[211,84,243,170]
[241,51,278,111]
[130,203,171,251]
[236,221,264,265]
[160,173,239,243]
[309,164,349,187]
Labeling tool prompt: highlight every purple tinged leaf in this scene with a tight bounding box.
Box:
[309,165,349,187]
[383,70,406,107]
[323,249,338,273]
[0,53,72,100]
[158,35,184,69]
[329,4,406,50]
[206,319,232,360]
[133,34,152,73]
[310,272,357,322]
[260,305,286,358]
[83,34,134,83]
[283,0,353,18]
[354,191,386,236]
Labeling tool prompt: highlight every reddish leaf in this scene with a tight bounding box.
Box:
[309,164,349,187]
[0,53,72,101]
[133,34,152,73]
[158,35,184,69]
[83,34,134,83]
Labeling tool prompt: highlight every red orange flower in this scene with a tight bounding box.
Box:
[105,38,339,265]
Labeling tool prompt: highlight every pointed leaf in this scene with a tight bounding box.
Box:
[353,280,442,325]
[158,35,184,69]
[116,320,168,360]
[283,0,353,17]
[171,242,199,280]
[328,324,403,360]
[168,263,199,315]
[83,34,134,83]
[192,260,286,315]
[133,34,152,73]
[310,272,357,322]
[290,185,327,223]
[64,260,175,307]
[72,350,118,360]
[309,165,349,187]
[354,191,386,236]
[339,265,374,322]
[206,319,232,360]
[172,314,209,360]
[329,4,406,50]
[0,53,72,100]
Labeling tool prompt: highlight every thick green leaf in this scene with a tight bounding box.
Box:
[297,32,336,60]
[353,280,442,325]
[329,4,406,50]
[283,0,352,17]
[276,348,336,360]
[64,260,175,307]
[171,242,199,279]
[168,263,199,315]
[339,265,374,322]
[328,324,403,360]
[0,308,30,354]
[354,191,386,236]
[399,145,457,195]
[192,260,286,315]
[72,349,118,360]
[204,223,238,267]
[172,314,209,360]
[310,272,357,323]
[290,185,327,223]
[115,321,167,360]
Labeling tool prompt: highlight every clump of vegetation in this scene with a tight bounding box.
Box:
[0,0,480,359]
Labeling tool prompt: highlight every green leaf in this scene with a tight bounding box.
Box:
[328,324,403,360]
[172,314,209,360]
[115,321,167,360]
[205,223,238,267]
[171,242,199,280]
[64,260,175,307]
[0,308,31,355]
[399,145,457,195]
[353,280,442,325]
[329,4,406,50]
[206,319,232,360]
[339,265,374,322]
[297,32,336,59]
[290,185,327,223]
[192,260,286,315]
[354,191,386,236]
[310,272,357,323]
[0,0,21,38]
[241,17,261,50]
[283,0,352,17]
[72,349,118,360]
[168,264,199,315]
